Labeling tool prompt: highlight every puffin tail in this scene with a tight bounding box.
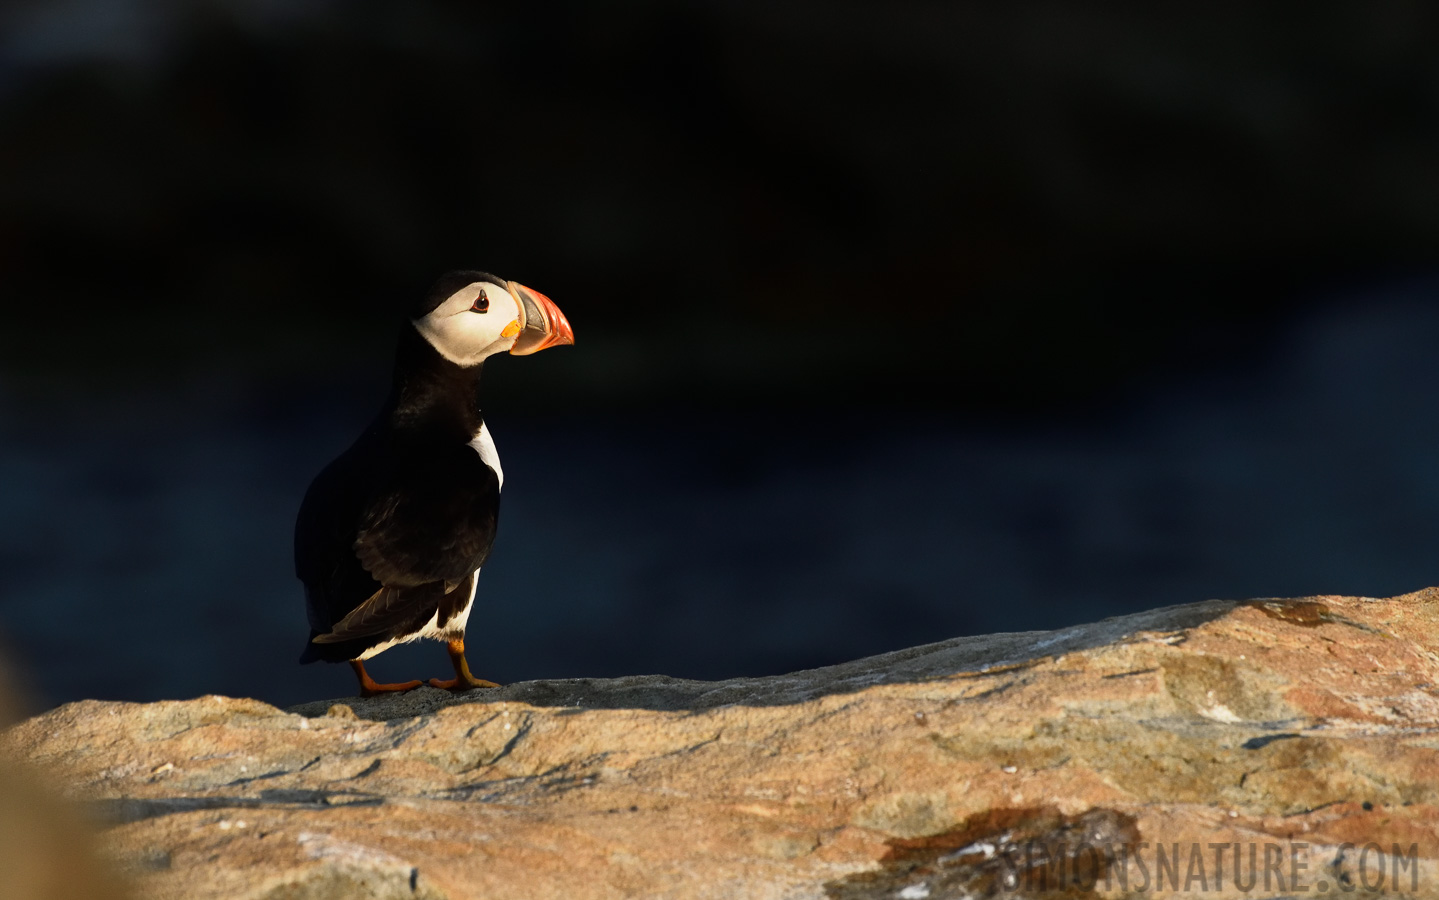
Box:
[299,631,380,665]
[298,633,326,665]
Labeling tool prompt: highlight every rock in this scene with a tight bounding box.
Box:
[5,591,1439,899]
[0,653,133,900]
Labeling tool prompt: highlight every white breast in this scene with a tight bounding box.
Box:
[468,421,503,490]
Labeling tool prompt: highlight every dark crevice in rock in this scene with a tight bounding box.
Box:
[824,806,1140,899]
[94,789,386,825]
[441,758,606,803]
[1103,667,1158,679]
[484,714,532,766]
[223,767,294,787]
[346,759,383,780]
[1249,600,1390,636]
[1242,733,1303,750]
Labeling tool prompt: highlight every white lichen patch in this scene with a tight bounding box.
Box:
[1200,703,1244,723]
[297,832,411,870]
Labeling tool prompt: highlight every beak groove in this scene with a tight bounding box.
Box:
[507,282,575,355]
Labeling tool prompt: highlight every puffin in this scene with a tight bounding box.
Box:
[295,270,573,696]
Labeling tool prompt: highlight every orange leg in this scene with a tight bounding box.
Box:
[428,639,501,691]
[349,660,423,697]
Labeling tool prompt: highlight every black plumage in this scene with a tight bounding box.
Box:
[296,320,500,664]
[410,269,508,320]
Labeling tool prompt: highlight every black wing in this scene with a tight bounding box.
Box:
[351,442,500,588]
[295,444,378,634]
[295,437,500,651]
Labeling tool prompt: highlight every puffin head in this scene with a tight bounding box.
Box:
[411,269,575,366]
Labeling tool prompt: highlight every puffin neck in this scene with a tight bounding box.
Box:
[386,323,485,438]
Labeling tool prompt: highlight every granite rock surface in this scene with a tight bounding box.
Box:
[6,591,1439,898]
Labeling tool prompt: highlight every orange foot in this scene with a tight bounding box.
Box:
[350,660,423,697]
[428,674,501,690]
[428,638,503,691]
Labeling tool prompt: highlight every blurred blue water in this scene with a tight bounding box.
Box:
[3,286,1439,710]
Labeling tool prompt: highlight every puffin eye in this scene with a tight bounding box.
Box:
[469,288,490,313]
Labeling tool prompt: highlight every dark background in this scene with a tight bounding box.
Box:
[3,1,1439,712]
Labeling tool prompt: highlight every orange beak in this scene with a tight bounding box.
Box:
[507,282,575,356]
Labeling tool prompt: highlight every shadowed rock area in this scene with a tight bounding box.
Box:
[5,591,1439,898]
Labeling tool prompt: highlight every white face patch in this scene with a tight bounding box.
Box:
[412,281,523,366]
